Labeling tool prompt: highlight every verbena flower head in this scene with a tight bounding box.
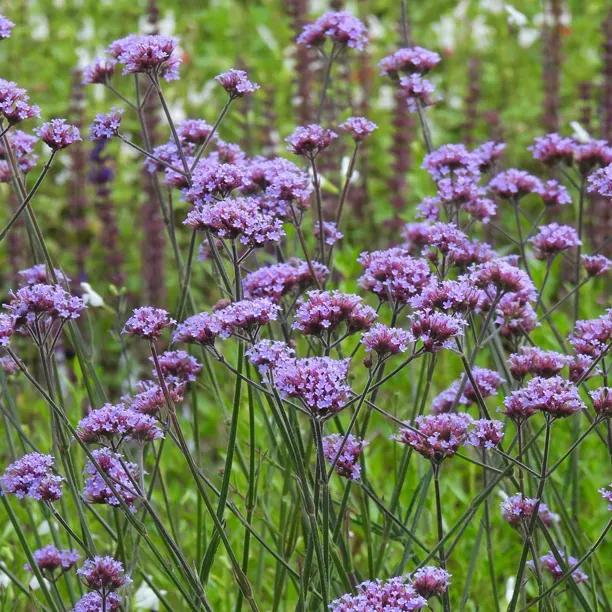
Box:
[469,258,536,298]
[358,248,431,304]
[322,434,366,480]
[587,162,612,198]
[17,264,69,286]
[599,484,612,510]
[589,387,612,417]
[35,119,81,150]
[293,291,377,336]
[529,223,580,260]
[186,160,245,202]
[314,221,343,246]
[431,384,466,415]
[329,576,427,611]
[108,34,181,80]
[495,293,538,338]
[122,307,175,340]
[535,179,571,207]
[286,124,338,158]
[0,313,15,346]
[83,448,139,511]
[582,254,611,277]
[0,129,39,175]
[177,118,215,145]
[0,78,40,123]
[573,140,612,174]
[90,109,122,140]
[402,222,434,252]
[297,11,368,50]
[0,354,19,375]
[152,349,202,383]
[379,46,441,78]
[77,555,131,591]
[74,592,122,612]
[338,116,377,141]
[508,346,568,380]
[273,357,350,416]
[422,144,478,181]
[411,566,451,599]
[568,354,595,384]
[409,310,465,352]
[361,323,412,356]
[82,57,117,84]
[246,340,294,375]
[0,452,63,502]
[529,552,588,584]
[472,141,506,172]
[173,312,221,346]
[569,311,612,357]
[489,169,542,199]
[466,418,504,448]
[27,545,79,575]
[399,74,435,112]
[396,413,472,462]
[0,14,15,39]
[215,298,279,338]
[4,283,85,325]
[501,494,558,528]
[215,69,259,98]
[128,382,184,416]
[529,133,575,165]
[462,367,503,402]
[410,278,483,314]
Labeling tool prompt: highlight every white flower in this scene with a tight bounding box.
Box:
[134,581,165,610]
[0,571,10,589]
[505,5,528,27]
[37,520,51,536]
[518,28,539,47]
[570,121,591,144]
[505,576,516,604]
[81,282,105,308]
[28,576,51,591]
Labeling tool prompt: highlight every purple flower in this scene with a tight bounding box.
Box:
[151,349,202,383]
[508,347,567,380]
[495,294,538,338]
[0,129,39,174]
[402,222,434,252]
[0,453,63,502]
[358,248,431,304]
[470,259,536,298]
[77,556,131,591]
[467,418,504,448]
[582,254,611,277]
[286,124,338,158]
[0,14,15,39]
[186,161,245,202]
[246,340,294,375]
[379,46,441,78]
[108,34,181,81]
[411,566,451,599]
[573,140,612,174]
[293,291,377,336]
[422,144,478,181]
[361,323,412,356]
[396,413,472,462]
[535,179,571,207]
[416,197,440,221]
[501,494,558,528]
[35,119,81,150]
[314,221,343,246]
[462,367,503,403]
[273,357,350,415]
[489,169,542,199]
[215,298,279,338]
[83,449,139,511]
[529,223,580,260]
[0,354,19,375]
[0,78,40,123]
[173,312,221,346]
[297,11,368,50]
[338,116,377,141]
[529,552,588,584]
[322,434,366,480]
[599,484,612,510]
[399,74,435,112]
[409,310,466,352]
[89,110,122,141]
[587,163,612,198]
[410,279,483,314]
[215,69,259,98]
[0,313,15,346]
[569,311,612,357]
[17,264,69,286]
[122,307,175,340]
[568,354,595,383]
[82,57,117,85]
[127,383,184,417]
[590,387,612,417]
[26,545,79,575]
[463,197,497,223]
[472,141,506,172]
[73,592,122,612]
[529,133,575,165]
[177,118,215,145]
[330,576,427,611]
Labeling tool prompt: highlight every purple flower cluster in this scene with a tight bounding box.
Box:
[215,298,279,338]
[314,221,343,246]
[293,291,377,336]
[127,382,184,417]
[185,161,245,203]
[90,109,122,141]
[379,46,441,78]
[286,124,337,158]
[0,130,38,178]
[599,484,612,510]
[411,566,452,599]
[569,311,612,358]
[469,258,536,299]
[535,179,571,207]
[322,434,366,480]
[573,140,612,174]
[215,69,259,98]
[338,116,377,141]
[432,368,502,414]
[0,313,14,346]
[399,74,435,112]
[529,223,580,260]
[422,144,478,181]
[122,307,175,340]
[77,555,131,590]
[330,576,427,611]
[297,11,368,50]
[501,494,558,528]
[361,323,412,356]
[529,552,588,584]
[0,14,15,39]
[26,545,79,575]
[587,163,612,198]
[246,340,294,375]
[411,278,483,314]
[409,310,465,352]
[35,119,81,150]
[0,452,63,502]
[152,349,202,384]
[82,57,117,85]
[0,78,40,123]
[508,346,568,380]
[108,34,181,81]
[173,312,222,346]
[466,419,504,449]
[17,264,69,286]
[590,387,611,417]
[74,592,122,611]
[489,169,542,199]
[529,133,575,165]
[582,254,611,277]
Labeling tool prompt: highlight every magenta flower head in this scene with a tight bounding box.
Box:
[90,109,122,141]
[508,346,567,380]
[26,545,79,575]
[17,264,70,287]
[529,223,580,260]
[83,57,117,85]
[215,298,279,338]
[330,576,427,611]
[463,367,503,403]
[590,387,612,417]
[495,294,538,338]
[569,311,612,358]
[273,357,350,416]
[77,555,131,591]
[177,118,215,146]
[535,179,572,207]
[74,592,122,612]
[501,494,558,528]
[151,349,202,384]
[573,140,612,174]
[5,283,85,326]
[396,413,472,462]
[338,116,377,141]
[411,566,451,599]
[108,34,181,81]
[0,452,63,502]
[0,14,15,39]
[35,119,81,150]
[469,258,536,299]
[361,323,412,357]
[489,169,542,199]
[587,162,612,198]
[529,133,575,166]
[293,290,377,336]
[399,74,435,112]
[246,340,294,376]
[314,221,343,246]
[322,434,367,480]
[422,144,478,181]
[215,69,259,98]
[286,124,338,158]
[411,278,483,314]
[467,418,504,449]
[297,11,368,50]
[599,484,612,510]
[173,312,221,346]
[122,307,175,340]
[409,310,465,352]
[0,78,40,123]
[582,254,611,277]
[127,382,184,416]
[529,552,588,584]
[379,46,441,79]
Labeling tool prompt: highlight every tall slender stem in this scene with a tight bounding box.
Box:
[433,462,451,612]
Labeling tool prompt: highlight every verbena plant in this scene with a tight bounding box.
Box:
[0,8,610,611]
